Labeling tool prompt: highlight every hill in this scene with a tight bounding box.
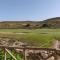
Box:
[43,17,60,28]
[0,17,60,28]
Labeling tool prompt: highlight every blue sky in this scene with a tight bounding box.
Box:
[0,0,60,21]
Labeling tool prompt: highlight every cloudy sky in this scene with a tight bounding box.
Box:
[0,0,60,21]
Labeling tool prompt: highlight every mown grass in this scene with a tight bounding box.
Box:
[0,29,60,47]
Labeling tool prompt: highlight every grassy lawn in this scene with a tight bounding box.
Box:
[0,29,60,47]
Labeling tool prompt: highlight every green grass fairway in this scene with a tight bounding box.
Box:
[0,29,60,47]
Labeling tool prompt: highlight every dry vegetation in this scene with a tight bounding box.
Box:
[0,29,60,47]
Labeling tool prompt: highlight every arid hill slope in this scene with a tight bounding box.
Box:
[0,17,60,28]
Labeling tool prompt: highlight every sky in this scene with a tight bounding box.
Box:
[0,0,60,21]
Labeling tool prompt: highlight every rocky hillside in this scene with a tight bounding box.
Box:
[43,17,60,28]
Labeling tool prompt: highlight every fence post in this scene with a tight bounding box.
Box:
[22,44,27,60]
[23,48,27,60]
[4,48,6,60]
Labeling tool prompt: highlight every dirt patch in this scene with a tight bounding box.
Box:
[0,38,27,47]
[15,32,26,35]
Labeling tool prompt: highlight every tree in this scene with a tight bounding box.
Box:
[41,24,49,28]
[25,24,30,27]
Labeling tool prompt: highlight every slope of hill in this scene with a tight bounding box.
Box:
[0,17,60,28]
[43,17,60,28]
